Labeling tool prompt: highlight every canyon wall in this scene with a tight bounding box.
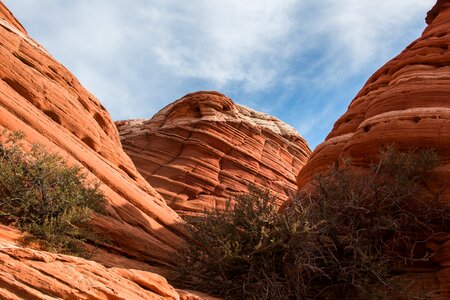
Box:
[298,1,450,197]
[0,0,186,271]
[297,0,450,296]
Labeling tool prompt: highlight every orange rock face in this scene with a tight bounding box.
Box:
[0,225,182,300]
[117,91,310,215]
[0,1,186,269]
[298,0,450,195]
[297,0,450,297]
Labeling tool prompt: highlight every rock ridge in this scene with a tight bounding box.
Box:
[0,0,187,271]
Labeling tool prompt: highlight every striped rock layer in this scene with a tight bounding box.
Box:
[0,2,197,299]
[117,91,311,216]
[0,1,187,267]
[0,226,180,300]
[0,225,219,300]
[297,0,450,297]
[298,1,450,192]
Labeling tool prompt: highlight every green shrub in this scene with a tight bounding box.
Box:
[173,146,449,299]
[0,130,106,255]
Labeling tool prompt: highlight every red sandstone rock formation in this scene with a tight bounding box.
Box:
[0,233,179,299]
[117,91,311,215]
[297,0,450,296]
[298,0,450,195]
[0,0,186,270]
[0,2,214,299]
[0,225,221,300]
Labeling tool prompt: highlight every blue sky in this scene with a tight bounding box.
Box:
[3,0,435,149]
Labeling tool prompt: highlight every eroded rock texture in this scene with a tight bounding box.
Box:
[0,1,186,270]
[297,0,450,297]
[0,225,219,300]
[0,226,222,300]
[298,0,450,191]
[117,91,310,215]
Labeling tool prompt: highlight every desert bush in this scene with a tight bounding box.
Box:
[173,146,449,299]
[173,184,323,299]
[302,146,448,298]
[0,130,106,255]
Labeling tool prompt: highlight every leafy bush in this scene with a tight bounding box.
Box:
[173,146,449,299]
[0,131,106,255]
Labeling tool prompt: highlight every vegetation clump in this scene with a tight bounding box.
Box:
[174,184,316,299]
[0,131,106,255]
[173,146,449,299]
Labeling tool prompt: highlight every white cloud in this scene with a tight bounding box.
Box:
[136,0,297,89]
[335,2,432,62]
[4,0,300,117]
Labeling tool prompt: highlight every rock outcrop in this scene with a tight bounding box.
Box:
[0,225,221,300]
[0,226,181,300]
[297,0,450,296]
[117,91,311,215]
[298,0,450,198]
[0,0,186,270]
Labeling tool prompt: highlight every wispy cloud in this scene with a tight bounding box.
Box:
[302,1,433,79]
[139,0,297,90]
[3,0,435,147]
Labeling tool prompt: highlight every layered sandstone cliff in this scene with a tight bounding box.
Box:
[298,0,450,194]
[297,0,450,296]
[117,91,311,215]
[0,0,186,271]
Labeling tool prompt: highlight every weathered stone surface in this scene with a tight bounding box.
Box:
[298,0,450,198]
[0,1,186,268]
[117,91,311,215]
[0,3,26,35]
[297,0,450,297]
[0,225,181,300]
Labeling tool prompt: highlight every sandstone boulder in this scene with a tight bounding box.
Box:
[117,91,311,215]
[298,0,450,195]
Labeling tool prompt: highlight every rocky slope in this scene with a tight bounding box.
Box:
[117,91,310,215]
[0,226,180,300]
[0,2,201,298]
[298,0,450,195]
[297,0,450,296]
[0,225,221,300]
[0,0,187,266]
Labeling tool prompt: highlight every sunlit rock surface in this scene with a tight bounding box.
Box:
[0,0,188,276]
[297,1,450,297]
[117,91,311,216]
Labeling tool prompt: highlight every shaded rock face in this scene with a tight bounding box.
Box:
[117,91,311,215]
[297,0,450,296]
[0,1,186,269]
